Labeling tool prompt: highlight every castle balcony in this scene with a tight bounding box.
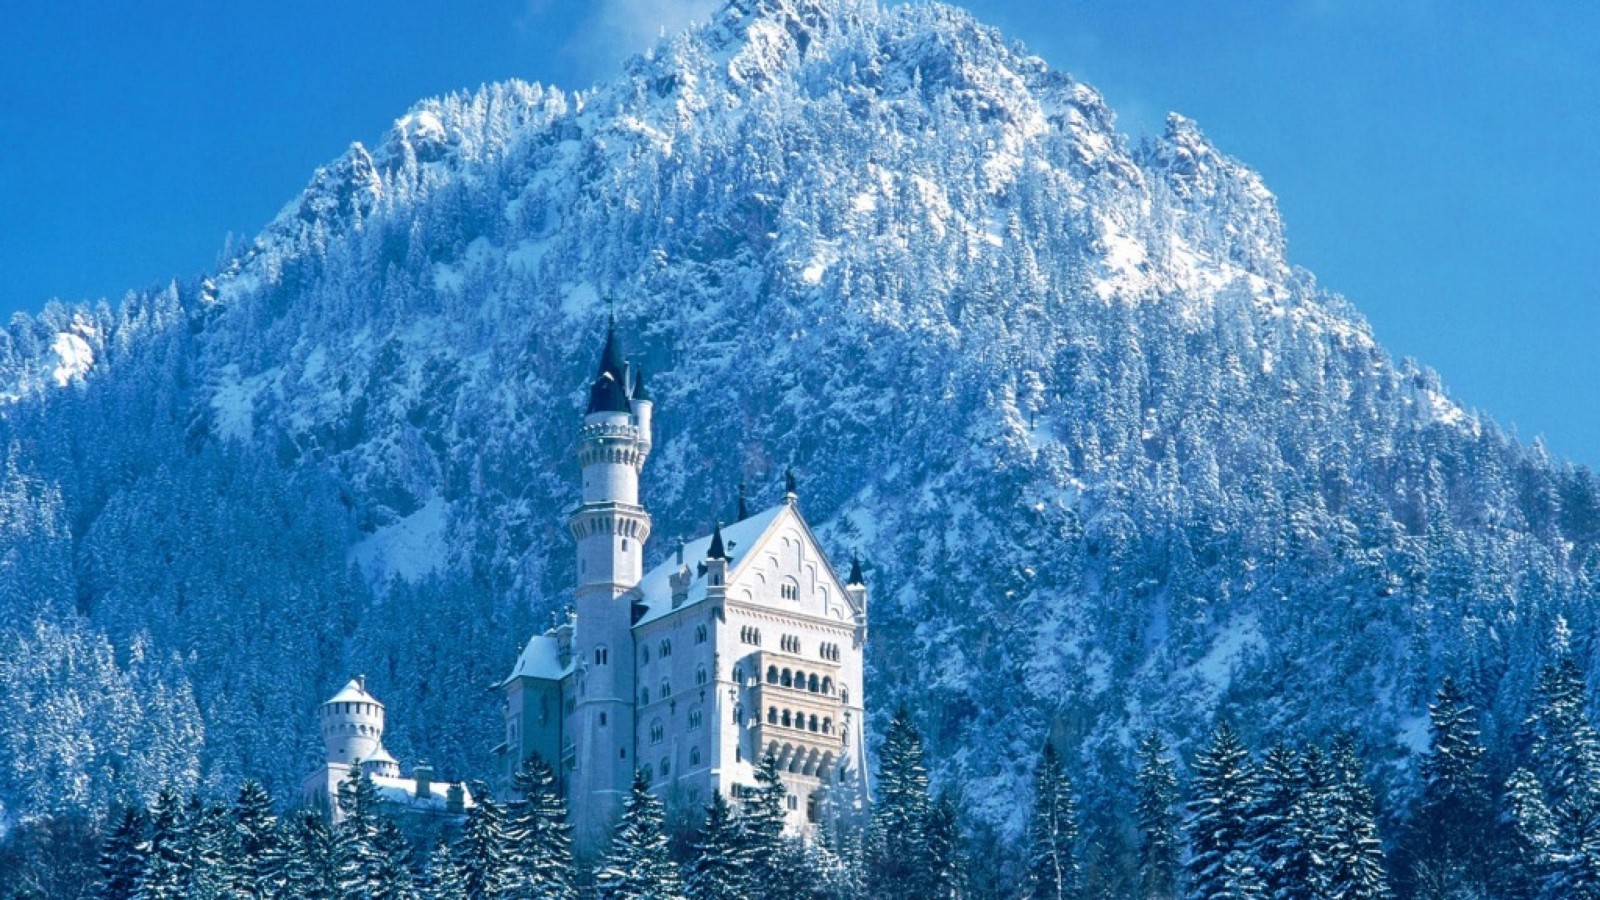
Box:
[748,678,844,781]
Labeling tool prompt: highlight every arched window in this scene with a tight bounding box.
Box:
[640,688,650,705]
[766,666,779,684]
[650,720,664,744]
[841,687,850,705]
[641,645,650,664]
[695,624,708,644]
[660,758,671,777]
[660,639,672,658]
[660,678,671,698]
[690,747,701,767]
[808,714,818,732]
[595,646,609,666]
[689,707,703,730]
[808,674,820,693]
[782,710,792,728]
[768,708,778,724]
[696,665,708,686]
[822,677,834,695]
[733,665,743,684]
[822,718,833,735]
[781,670,793,688]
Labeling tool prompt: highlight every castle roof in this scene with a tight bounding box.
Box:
[503,632,571,685]
[371,774,475,814]
[586,320,632,414]
[324,678,382,708]
[631,502,791,628]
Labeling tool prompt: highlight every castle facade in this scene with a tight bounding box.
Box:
[494,322,870,853]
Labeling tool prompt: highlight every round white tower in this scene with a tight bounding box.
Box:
[319,676,400,777]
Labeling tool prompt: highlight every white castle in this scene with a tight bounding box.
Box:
[494,321,870,853]
[302,676,474,824]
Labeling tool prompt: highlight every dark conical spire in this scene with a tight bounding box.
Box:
[737,482,749,520]
[631,362,651,402]
[586,317,631,414]
[707,521,728,561]
[784,466,797,503]
[847,554,864,587]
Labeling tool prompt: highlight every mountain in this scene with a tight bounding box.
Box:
[3,0,1598,871]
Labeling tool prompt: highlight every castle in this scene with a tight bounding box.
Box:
[493,321,870,853]
[301,676,474,825]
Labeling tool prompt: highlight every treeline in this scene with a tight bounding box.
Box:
[16,645,1600,898]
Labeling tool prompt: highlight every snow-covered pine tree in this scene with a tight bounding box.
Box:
[1410,677,1491,895]
[133,788,185,900]
[1136,731,1180,900]
[1250,743,1304,900]
[926,792,967,900]
[1504,768,1555,899]
[97,804,148,900]
[868,707,934,900]
[684,791,748,900]
[741,752,790,896]
[334,762,390,898]
[372,817,420,900]
[229,779,279,899]
[454,785,512,899]
[179,794,232,899]
[1185,722,1265,900]
[280,809,339,900]
[418,841,466,900]
[1023,742,1080,900]
[594,770,683,900]
[1323,736,1390,900]
[1527,650,1600,809]
[505,754,576,900]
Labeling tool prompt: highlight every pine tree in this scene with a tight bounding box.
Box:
[1527,654,1600,808]
[454,787,511,899]
[98,805,148,900]
[1504,768,1556,899]
[133,788,186,900]
[1410,677,1491,895]
[926,792,967,900]
[179,794,233,899]
[335,763,390,898]
[868,707,934,900]
[1322,736,1390,900]
[505,754,576,900]
[1248,743,1301,900]
[372,817,419,900]
[418,842,466,900]
[1136,731,1181,900]
[280,809,339,900]
[230,779,279,899]
[1023,742,1080,900]
[684,792,748,900]
[1185,722,1265,900]
[741,752,790,896]
[595,770,683,900]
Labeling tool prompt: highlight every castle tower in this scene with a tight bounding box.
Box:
[319,676,400,778]
[567,319,653,846]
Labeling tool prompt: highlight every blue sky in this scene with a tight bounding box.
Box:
[2,0,1597,466]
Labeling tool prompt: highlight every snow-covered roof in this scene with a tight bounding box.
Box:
[504,633,571,684]
[372,774,474,814]
[632,502,790,627]
[323,678,383,707]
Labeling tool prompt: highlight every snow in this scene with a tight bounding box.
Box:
[504,634,571,684]
[1193,617,1264,696]
[802,243,838,285]
[50,332,93,386]
[350,497,450,583]
[632,503,790,627]
[562,281,601,317]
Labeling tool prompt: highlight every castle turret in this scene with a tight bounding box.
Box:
[318,677,400,778]
[567,319,653,847]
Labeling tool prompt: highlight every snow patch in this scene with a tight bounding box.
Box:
[50,332,93,386]
[350,497,450,583]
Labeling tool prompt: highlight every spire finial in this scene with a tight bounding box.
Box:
[707,521,728,561]
[677,537,685,566]
[784,466,797,503]
[847,554,864,587]
[737,482,749,520]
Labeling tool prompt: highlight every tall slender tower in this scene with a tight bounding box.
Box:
[567,319,652,847]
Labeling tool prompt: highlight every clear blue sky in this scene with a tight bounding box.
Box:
[2,1,1597,466]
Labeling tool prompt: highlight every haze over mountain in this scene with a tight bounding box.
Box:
[2,0,1597,870]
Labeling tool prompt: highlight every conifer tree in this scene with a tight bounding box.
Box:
[418,841,466,900]
[230,779,279,899]
[1322,736,1390,900]
[454,786,511,899]
[684,792,748,900]
[372,817,420,900]
[868,707,934,900]
[1248,743,1302,900]
[133,788,186,900]
[741,752,791,896]
[335,763,390,898]
[1527,652,1600,808]
[926,792,967,900]
[1023,742,1080,900]
[1185,722,1265,900]
[1136,731,1181,900]
[595,770,683,900]
[280,809,339,900]
[98,805,148,900]
[1504,768,1555,899]
[1411,676,1491,894]
[505,754,576,900]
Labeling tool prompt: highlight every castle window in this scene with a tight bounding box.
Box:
[640,688,650,705]
[781,710,792,728]
[643,764,653,783]
[690,747,701,767]
[841,687,850,705]
[595,646,609,666]
[696,666,708,686]
[695,624,708,644]
[622,539,629,551]
[767,666,779,684]
[768,708,778,724]
[822,677,834,695]
[822,718,833,735]
[807,794,820,823]
[620,747,627,759]
[808,714,818,732]
[808,674,820,693]
[781,582,798,600]
[650,721,664,744]
[733,665,743,684]
[689,708,703,729]
[660,678,671,698]
[642,646,650,664]
[660,640,672,658]
[661,758,671,777]
[787,795,798,811]
[740,626,761,646]
[600,712,608,727]
[781,670,793,688]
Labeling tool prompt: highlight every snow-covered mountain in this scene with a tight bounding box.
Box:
[3,0,1597,868]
